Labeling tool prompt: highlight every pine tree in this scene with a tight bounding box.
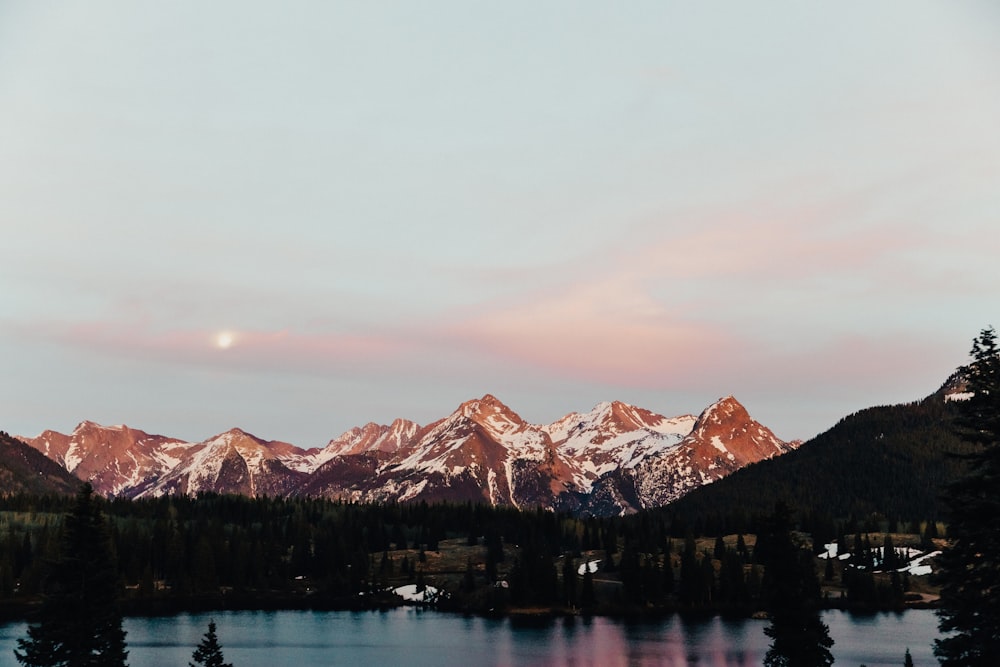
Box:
[760,501,834,667]
[189,620,232,667]
[661,552,674,600]
[561,555,576,607]
[903,647,914,667]
[16,483,129,667]
[580,564,595,608]
[935,327,1000,665]
[713,535,726,561]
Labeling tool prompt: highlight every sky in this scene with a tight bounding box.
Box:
[2,1,999,447]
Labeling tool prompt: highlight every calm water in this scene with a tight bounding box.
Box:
[0,608,939,667]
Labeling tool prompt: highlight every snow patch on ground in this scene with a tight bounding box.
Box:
[900,550,941,576]
[577,560,601,575]
[820,542,939,575]
[392,584,440,603]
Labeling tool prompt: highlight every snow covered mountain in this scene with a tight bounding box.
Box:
[583,396,798,515]
[140,428,308,497]
[545,400,696,489]
[18,395,798,514]
[313,419,420,465]
[373,395,577,507]
[22,421,201,496]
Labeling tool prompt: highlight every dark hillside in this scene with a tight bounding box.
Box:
[0,431,79,496]
[662,393,975,531]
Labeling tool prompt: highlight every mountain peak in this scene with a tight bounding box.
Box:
[696,396,748,425]
[456,394,525,430]
[687,395,793,463]
[72,420,132,436]
[74,420,102,432]
[459,393,506,414]
[204,427,266,448]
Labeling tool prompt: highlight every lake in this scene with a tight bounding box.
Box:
[0,608,940,666]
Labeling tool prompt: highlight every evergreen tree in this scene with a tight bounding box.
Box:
[935,327,1000,665]
[881,533,896,571]
[661,552,674,600]
[713,535,726,561]
[760,502,834,667]
[678,540,702,607]
[189,620,232,667]
[580,564,595,608]
[561,555,576,607]
[903,647,914,667]
[15,483,129,667]
[462,559,475,594]
[718,549,748,607]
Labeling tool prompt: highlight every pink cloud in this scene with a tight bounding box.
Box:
[436,190,955,394]
[445,277,749,388]
[9,319,414,376]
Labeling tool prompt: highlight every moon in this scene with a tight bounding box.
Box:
[215,331,235,350]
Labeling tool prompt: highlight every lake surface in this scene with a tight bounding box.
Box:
[0,608,940,666]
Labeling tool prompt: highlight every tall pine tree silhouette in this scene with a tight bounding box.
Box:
[190,620,233,667]
[759,501,834,667]
[15,482,128,666]
[935,326,1000,665]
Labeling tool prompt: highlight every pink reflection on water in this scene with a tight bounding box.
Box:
[493,615,768,667]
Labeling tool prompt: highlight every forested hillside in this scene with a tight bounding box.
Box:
[0,432,81,496]
[660,392,975,535]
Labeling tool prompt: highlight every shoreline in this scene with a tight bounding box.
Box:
[0,592,938,625]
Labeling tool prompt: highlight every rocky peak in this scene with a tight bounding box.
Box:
[459,393,514,418]
[454,394,528,439]
[220,427,256,440]
[686,395,792,462]
[691,396,748,432]
[207,428,298,459]
[606,401,683,433]
[73,420,101,432]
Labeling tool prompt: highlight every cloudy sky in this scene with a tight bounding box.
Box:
[2,1,999,447]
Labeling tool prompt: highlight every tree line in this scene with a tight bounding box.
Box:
[0,487,930,621]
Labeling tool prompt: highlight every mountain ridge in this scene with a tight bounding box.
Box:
[16,394,798,515]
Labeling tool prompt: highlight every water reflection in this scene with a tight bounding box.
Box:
[0,608,938,667]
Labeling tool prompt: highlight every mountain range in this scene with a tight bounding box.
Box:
[12,394,797,515]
